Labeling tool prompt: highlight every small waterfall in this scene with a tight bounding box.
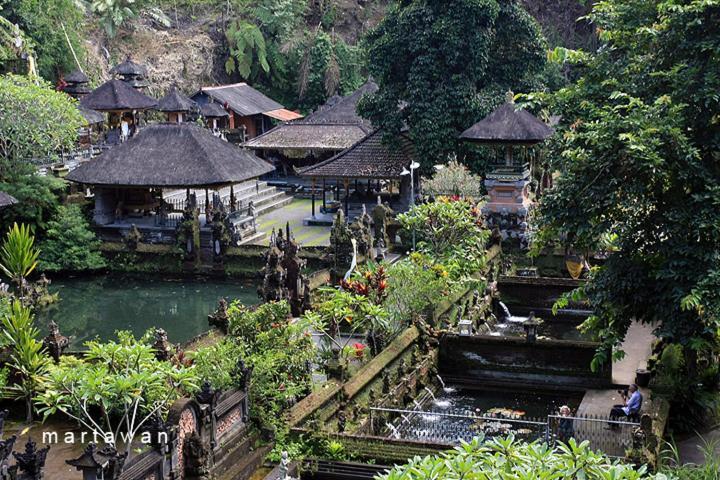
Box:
[424,387,437,401]
[497,301,512,319]
[436,374,456,394]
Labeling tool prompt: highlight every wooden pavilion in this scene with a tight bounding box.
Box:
[191,83,301,142]
[66,123,274,244]
[200,102,230,131]
[460,96,554,243]
[298,129,417,222]
[80,79,157,143]
[157,85,198,123]
[245,81,377,176]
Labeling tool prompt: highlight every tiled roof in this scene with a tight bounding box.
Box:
[298,130,415,179]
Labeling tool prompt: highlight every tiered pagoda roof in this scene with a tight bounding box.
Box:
[80,79,157,112]
[460,101,554,145]
[67,123,274,188]
[63,69,90,96]
[158,85,198,113]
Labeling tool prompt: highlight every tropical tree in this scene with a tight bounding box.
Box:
[1,300,50,422]
[528,0,720,424]
[358,0,547,172]
[36,330,198,454]
[0,223,39,298]
[0,0,85,80]
[0,74,84,175]
[422,157,484,199]
[38,204,106,272]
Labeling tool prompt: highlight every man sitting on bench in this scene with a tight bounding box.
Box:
[609,383,642,427]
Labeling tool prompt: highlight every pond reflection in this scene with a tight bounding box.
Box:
[37,275,259,348]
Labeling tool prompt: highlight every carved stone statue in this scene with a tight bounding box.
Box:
[13,438,50,479]
[259,225,311,316]
[327,210,353,273]
[183,432,209,480]
[152,328,172,361]
[371,202,393,249]
[208,298,230,333]
[257,237,287,303]
[125,224,142,251]
[42,321,69,363]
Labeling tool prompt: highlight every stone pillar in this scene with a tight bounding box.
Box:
[93,188,117,225]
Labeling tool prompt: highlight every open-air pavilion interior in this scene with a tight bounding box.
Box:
[66,123,274,245]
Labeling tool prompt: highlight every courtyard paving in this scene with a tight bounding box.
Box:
[253,198,331,247]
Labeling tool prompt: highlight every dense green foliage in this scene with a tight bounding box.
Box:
[0,74,84,172]
[527,0,720,423]
[359,0,547,171]
[37,330,198,453]
[398,198,488,278]
[0,175,66,232]
[38,205,105,272]
[0,0,85,80]
[222,0,364,110]
[422,159,484,199]
[380,436,653,480]
[0,223,39,295]
[193,301,317,433]
[1,300,50,422]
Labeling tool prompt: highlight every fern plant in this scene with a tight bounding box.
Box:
[225,20,269,78]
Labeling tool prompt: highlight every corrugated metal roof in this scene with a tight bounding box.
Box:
[195,83,284,116]
[265,108,303,121]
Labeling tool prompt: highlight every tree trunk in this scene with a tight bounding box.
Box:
[26,396,33,424]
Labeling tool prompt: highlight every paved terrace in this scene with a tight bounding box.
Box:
[252,198,331,247]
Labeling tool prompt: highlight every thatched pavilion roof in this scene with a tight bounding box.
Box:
[200,102,230,118]
[0,191,17,208]
[80,80,157,112]
[65,69,89,84]
[158,86,198,113]
[110,57,148,77]
[298,130,415,180]
[67,123,274,188]
[244,81,377,151]
[460,102,554,145]
[78,105,105,125]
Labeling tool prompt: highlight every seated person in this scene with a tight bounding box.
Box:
[557,405,575,443]
[609,383,643,425]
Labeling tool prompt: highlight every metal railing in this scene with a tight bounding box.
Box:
[369,407,640,458]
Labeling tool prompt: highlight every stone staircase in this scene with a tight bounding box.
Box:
[165,180,293,247]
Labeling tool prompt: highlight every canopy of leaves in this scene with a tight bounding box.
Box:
[37,330,197,451]
[358,0,547,172]
[379,436,654,480]
[398,198,489,278]
[193,300,317,432]
[528,0,720,404]
[38,204,106,272]
[0,0,85,80]
[422,158,484,199]
[0,75,84,174]
[0,175,65,233]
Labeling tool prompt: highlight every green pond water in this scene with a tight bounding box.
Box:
[37,275,259,348]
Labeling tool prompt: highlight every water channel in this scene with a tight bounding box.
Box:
[37,274,259,348]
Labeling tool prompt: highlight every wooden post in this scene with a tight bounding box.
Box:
[322,178,327,211]
[311,177,316,218]
[344,178,350,218]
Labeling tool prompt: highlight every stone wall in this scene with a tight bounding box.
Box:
[438,334,611,389]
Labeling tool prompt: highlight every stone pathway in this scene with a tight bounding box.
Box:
[613,321,655,385]
[253,198,331,247]
[676,427,720,465]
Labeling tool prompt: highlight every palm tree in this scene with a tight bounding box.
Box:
[0,223,40,299]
